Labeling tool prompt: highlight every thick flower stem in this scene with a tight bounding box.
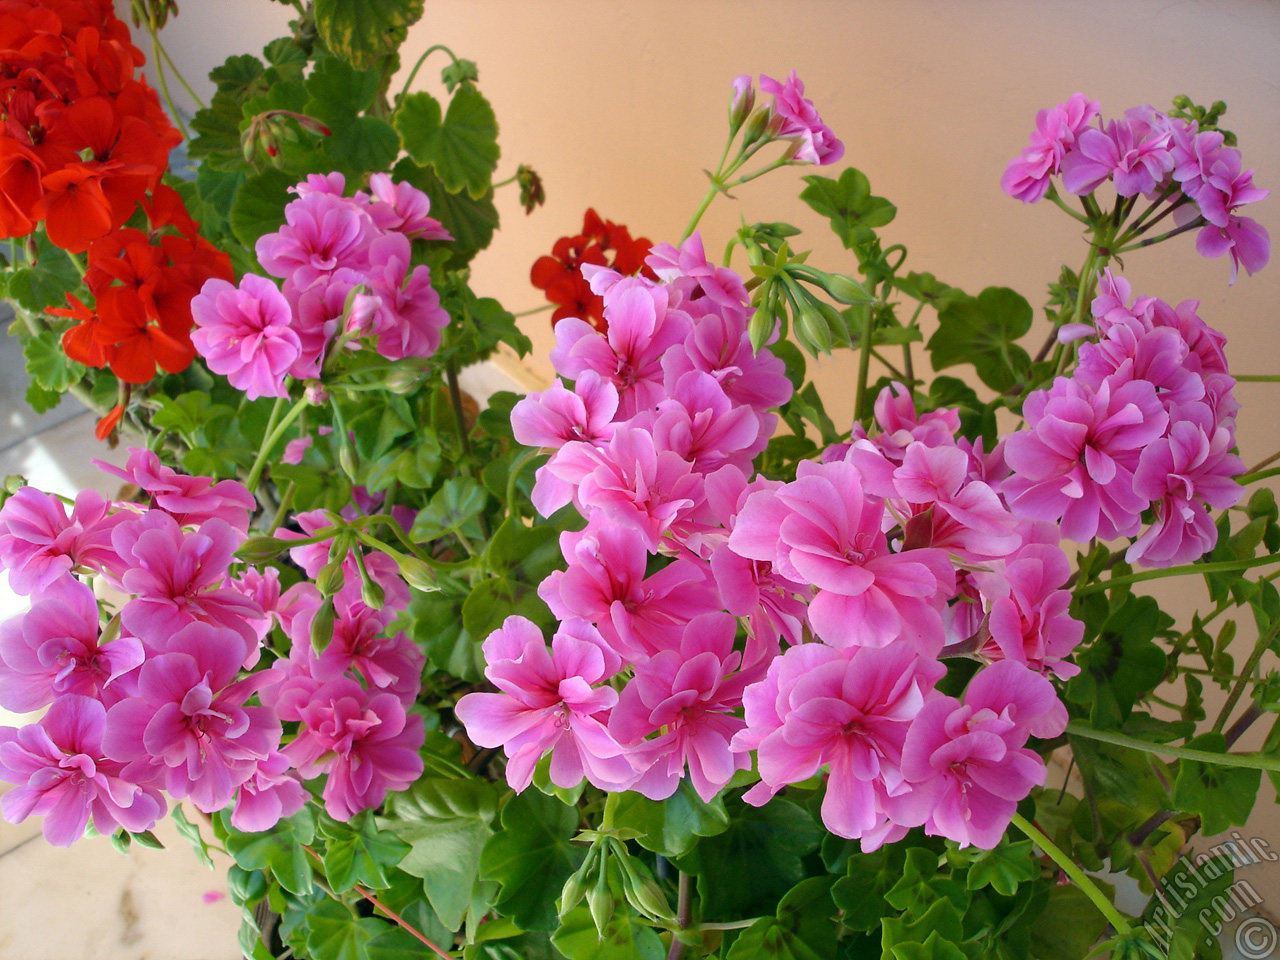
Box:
[853,303,875,424]
[1009,813,1132,936]
[1065,720,1280,773]
[666,872,693,960]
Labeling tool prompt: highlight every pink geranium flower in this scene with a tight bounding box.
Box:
[0,695,165,846]
[102,622,280,812]
[1001,93,1100,203]
[455,616,633,792]
[360,173,452,241]
[759,71,844,166]
[0,487,124,594]
[729,459,954,651]
[0,577,143,712]
[284,677,424,821]
[899,661,1067,849]
[256,190,375,290]
[610,612,753,802]
[361,233,450,360]
[230,750,308,833]
[191,275,301,400]
[95,448,255,532]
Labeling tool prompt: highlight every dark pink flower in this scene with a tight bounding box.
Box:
[95,448,255,532]
[255,190,375,290]
[362,233,450,360]
[0,695,165,846]
[1061,108,1174,197]
[360,173,451,241]
[610,612,753,802]
[230,751,308,832]
[102,622,280,812]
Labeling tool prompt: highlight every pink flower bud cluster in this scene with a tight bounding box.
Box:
[732,71,844,166]
[0,450,425,844]
[191,172,453,399]
[457,235,1081,849]
[1004,270,1244,567]
[1003,96,1269,282]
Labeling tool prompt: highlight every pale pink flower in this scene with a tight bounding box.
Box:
[1061,109,1174,197]
[759,71,844,166]
[0,695,165,846]
[0,577,143,712]
[360,173,451,241]
[1001,93,1100,203]
[256,190,375,289]
[191,275,301,400]
[0,487,124,594]
[230,751,308,832]
[728,459,954,651]
[362,234,450,360]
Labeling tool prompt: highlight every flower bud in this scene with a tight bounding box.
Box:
[303,382,329,405]
[237,536,286,563]
[338,444,358,482]
[820,271,875,305]
[383,367,425,395]
[309,598,336,653]
[397,555,438,592]
[316,559,346,597]
[728,75,755,129]
[795,297,834,355]
[586,862,614,937]
[739,107,772,148]
[360,576,385,611]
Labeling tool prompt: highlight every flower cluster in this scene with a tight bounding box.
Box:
[530,208,656,331]
[1002,95,1269,282]
[459,232,1079,849]
[0,449,425,844]
[0,0,182,250]
[54,189,233,386]
[1004,270,1244,567]
[190,172,452,399]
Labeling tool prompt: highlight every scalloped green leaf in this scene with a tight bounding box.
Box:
[394,85,500,199]
[313,0,424,71]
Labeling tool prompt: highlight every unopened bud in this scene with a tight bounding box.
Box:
[739,107,771,148]
[383,367,424,395]
[586,863,614,937]
[237,536,286,563]
[728,75,754,129]
[397,555,438,592]
[360,576,385,611]
[309,598,336,653]
[316,559,346,597]
[820,271,874,305]
[338,444,358,482]
[795,297,834,355]
[303,382,329,405]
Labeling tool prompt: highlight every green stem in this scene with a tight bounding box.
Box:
[504,448,541,520]
[1234,375,1280,382]
[151,25,207,110]
[1045,183,1091,224]
[1213,618,1280,733]
[513,304,554,319]
[682,183,721,243]
[396,44,460,105]
[853,302,875,424]
[666,873,693,960]
[1247,449,1280,475]
[1075,553,1280,595]
[267,481,296,534]
[245,395,308,494]
[1066,720,1280,773]
[1241,466,1280,485]
[147,29,190,140]
[1010,813,1132,936]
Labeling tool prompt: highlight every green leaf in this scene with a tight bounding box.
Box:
[379,778,498,930]
[151,391,235,438]
[24,381,61,414]
[171,804,215,870]
[405,587,484,681]
[230,168,296,253]
[831,847,898,931]
[963,839,1038,897]
[23,328,84,394]
[314,0,424,71]
[411,477,490,541]
[611,780,730,858]
[210,53,267,100]
[927,287,1034,392]
[319,811,410,894]
[552,906,665,960]
[1066,594,1168,727]
[395,85,500,199]
[305,899,386,960]
[799,168,897,249]
[672,797,821,920]
[1172,731,1260,834]
[391,158,499,268]
[306,55,382,117]
[1026,881,1109,960]
[480,789,585,931]
[325,115,401,179]
[222,807,317,896]
[9,236,80,312]
[441,59,480,93]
